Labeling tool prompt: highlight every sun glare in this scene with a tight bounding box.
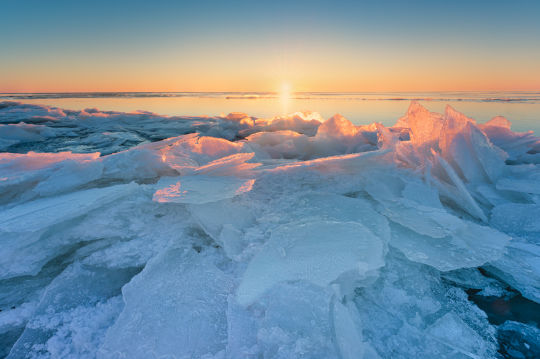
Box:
[279,82,291,114]
[280,82,291,100]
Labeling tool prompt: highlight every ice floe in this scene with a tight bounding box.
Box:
[1,100,539,358]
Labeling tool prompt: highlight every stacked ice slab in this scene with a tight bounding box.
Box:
[0,100,539,358]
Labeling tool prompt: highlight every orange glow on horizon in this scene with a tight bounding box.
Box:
[0,53,540,95]
[2,74,538,94]
[2,45,540,93]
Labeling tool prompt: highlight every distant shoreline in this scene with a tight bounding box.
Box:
[1,91,540,103]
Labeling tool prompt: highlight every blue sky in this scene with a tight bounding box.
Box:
[1,0,539,92]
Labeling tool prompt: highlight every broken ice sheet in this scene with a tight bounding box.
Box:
[98,247,233,359]
[236,220,385,306]
[0,183,139,279]
[388,221,509,272]
[152,175,255,204]
[353,249,499,359]
[0,100,539,358]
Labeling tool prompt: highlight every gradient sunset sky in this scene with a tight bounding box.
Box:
[2,0,540,93]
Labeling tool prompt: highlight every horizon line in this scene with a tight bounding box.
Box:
[2,89,540,95]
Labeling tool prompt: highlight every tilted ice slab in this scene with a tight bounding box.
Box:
[479,116,540,164]
[237,220,385,306]
[360,170,510,271]
[0,183,137,233]
[486,202,540,302]
[389,221,509,272]
[153,175,255,204]
[99,247,233,359]
[0,183,139,279]
[152,150,259,204]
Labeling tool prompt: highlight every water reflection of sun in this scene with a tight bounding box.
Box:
[280,82,291,114]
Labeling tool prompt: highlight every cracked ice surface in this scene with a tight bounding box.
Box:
[1,100,540,358]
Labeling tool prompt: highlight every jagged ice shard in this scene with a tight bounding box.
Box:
[0,100,539,358]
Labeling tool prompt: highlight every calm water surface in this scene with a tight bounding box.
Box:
[2,92,539,134]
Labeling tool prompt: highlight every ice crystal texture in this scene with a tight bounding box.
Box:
[1,101,539,358]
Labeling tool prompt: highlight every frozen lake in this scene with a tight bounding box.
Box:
[0,97,539,358]
[2,91,540,134]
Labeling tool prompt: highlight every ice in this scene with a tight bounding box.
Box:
[353,250,499,358]
[496,176,540,195]
[497,321,540,358]
[227,282,339,358]
[246,115,381,160]
[152,148,259,204]
[99,247,233,359]
[431,152,489,222]
[284,192,390,242]
[441,268,507,297]
[0,183,138,279]
[0,151,102,203]
[193,152,260,176]
[363,172,465,238]
[0,101,324,154]
[426,312,495,358]
[236,220,385,306]
[487,202,540,302]
[365,172,510,271]
[394,101,444,147]
[251,111,323,137]
[312,114,377,156]
[484,116,512,129]
[0,183,136,233]
[153,175,255,204]
[491,203,540,241]
[435,105,507,187]
[480,117,540,164]
[7,262,139,359]
[389,221,509,272]
[188,198,257,243]
[332,299,380,359]
[1,100,539,358]
[485,240,540,303]
[247,130,312,159]
[393,102,511,221]
[0,123,56,150]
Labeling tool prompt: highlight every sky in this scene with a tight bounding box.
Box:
[1,0,540,93]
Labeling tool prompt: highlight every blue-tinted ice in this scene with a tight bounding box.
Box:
[0,101,539,358]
